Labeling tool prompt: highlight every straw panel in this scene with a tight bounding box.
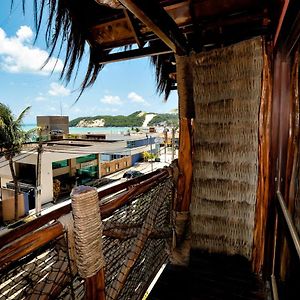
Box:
[176,55,195,118]
[190,37,263,258]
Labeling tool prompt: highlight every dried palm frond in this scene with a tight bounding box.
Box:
[11,1,176,101]
[11,0,118,100]
[150,41,176,101]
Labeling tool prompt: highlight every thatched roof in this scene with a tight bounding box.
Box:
[15,0,278,99]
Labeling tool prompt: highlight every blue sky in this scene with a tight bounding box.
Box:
[0,1,178,123]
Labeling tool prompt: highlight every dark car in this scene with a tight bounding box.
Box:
[122,170,144,179]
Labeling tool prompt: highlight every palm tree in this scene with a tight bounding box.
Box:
[0,103,31,221]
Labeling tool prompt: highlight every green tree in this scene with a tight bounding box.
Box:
[0,104,32,221]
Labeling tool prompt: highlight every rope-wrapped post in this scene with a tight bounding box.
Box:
[71,186,106,300]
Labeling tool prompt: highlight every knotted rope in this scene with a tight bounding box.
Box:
[71,186,105,278]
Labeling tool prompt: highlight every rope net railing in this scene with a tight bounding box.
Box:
[0,235,80,299]
[0,175,174,300]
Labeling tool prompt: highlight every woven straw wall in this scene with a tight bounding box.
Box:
[189,37,263,258]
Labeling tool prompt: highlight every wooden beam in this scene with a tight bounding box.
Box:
[90,7,266,51]
[274,0,300,56]
[98,45,172,64]
[118,0,188,55]
[100,171,169,217]
[123,9,145,48]
[0,222,63,272]
[274,0,290,47]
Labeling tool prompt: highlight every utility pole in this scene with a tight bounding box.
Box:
[164,128,168,163]
[171,127,175,161]
[35,127,43,216]
[149,135,153,172]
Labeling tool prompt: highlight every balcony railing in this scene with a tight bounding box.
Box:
[0,168,174,300]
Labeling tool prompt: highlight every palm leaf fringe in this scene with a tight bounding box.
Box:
[150,41,176,101]
[12,1,175,101]
[11,0,119,99]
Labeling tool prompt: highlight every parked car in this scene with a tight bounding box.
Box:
[122,170,144,179]
[50,129,64,135]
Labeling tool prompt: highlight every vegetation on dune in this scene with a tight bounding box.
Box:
[69,111,178,127]
[148,113,178,127]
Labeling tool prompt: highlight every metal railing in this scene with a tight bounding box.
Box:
[270,190,300,300]
[276,191,300,259]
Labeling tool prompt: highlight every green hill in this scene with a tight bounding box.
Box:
[69,111,178,127]
[148,113,178,127]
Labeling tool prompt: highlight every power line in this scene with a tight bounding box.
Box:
[0,147,38,170]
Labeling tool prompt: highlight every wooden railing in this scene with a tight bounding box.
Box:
[0,168,173,300]
[0,168,166,247]
[270,190,300,300]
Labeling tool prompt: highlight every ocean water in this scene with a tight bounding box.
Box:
[22,124,131,135]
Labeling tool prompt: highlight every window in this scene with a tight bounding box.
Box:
[124,161,128,167]
[116,163,119,170]
[76,154,97,164]
[101,154,111,161]
[106,167,110,173]
[52,160,69,169]
[127,141,136,148]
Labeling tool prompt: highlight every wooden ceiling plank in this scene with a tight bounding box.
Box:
[123,9,145,48]
[98,45,173,64]
[118,0,188,55]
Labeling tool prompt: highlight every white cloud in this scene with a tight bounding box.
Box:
[16,26,33,42]
[35,96,46,102]
[0,26,63,75]
[100,95,123,105]
[128,92,149,106]
[48,82,71,97]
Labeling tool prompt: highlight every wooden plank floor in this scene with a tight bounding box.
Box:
[148,250,267,300]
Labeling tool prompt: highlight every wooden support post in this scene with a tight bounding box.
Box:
[177,118,193,212]
[85,269,106,300]
[252,42,272,273]
[71,186,106,300]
